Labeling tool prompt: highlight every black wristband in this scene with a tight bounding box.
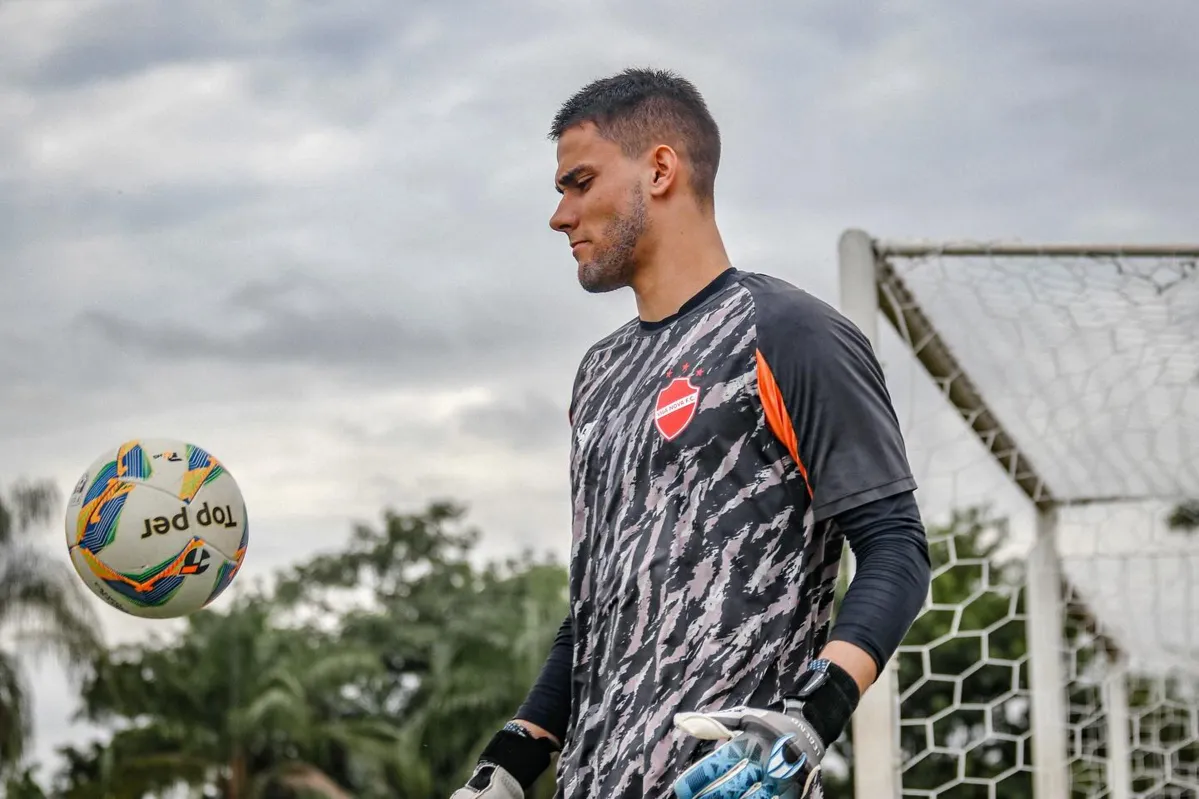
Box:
[787,658,861,745]
[476,726,558,789]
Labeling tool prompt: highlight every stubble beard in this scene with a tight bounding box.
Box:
[577,188,647,294]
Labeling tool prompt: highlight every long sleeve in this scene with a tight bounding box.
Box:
[828,489,931,671]
[514,613,574,742]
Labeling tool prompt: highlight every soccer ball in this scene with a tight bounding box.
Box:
[65,438,249,619]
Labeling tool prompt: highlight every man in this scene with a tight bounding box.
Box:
[452,68,931,799]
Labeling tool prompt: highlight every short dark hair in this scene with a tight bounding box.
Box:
[550,68,721,204]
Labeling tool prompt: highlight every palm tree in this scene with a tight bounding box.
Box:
[0,478,100,777]
[58,502,573,798]
[388,559,569,799]
[277,503,569,798]
[65,592,406,799]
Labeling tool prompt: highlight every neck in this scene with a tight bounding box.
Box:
[631,213,732,323]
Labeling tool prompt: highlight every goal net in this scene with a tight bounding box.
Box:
[837,230,1199,799]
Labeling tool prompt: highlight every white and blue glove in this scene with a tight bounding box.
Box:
[450,722,558,799]
[671,659,861,799]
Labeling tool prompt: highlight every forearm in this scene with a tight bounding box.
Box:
[513,613,574,746]
[817,640,879,696]
[822,490,931,693]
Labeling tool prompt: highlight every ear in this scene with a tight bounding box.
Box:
[646,144,680,199]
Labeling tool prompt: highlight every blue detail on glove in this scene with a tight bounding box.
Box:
[674,733,803,799]
[766,734,807,781]
[670,696,828,799]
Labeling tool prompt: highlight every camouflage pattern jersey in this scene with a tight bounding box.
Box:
[556,268,916,798]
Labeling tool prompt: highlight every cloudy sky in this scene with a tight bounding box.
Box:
[2,0,1197,778]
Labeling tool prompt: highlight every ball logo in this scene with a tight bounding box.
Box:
[181,547,210,576]
[69,472,89,507]
[92,583,127,612]
[654,377,701,441]
[142,501,239,538]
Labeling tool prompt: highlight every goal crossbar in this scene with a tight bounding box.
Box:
[876,241,1199,259]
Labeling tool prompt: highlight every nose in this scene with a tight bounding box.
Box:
[549,196,575,234]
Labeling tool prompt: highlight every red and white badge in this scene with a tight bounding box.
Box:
[654,377,701,441]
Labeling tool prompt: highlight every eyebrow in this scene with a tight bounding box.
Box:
[555,164,592,194]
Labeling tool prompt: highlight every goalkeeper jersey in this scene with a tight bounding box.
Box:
[556,268,916,799]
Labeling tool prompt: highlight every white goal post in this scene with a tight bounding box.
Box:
[838,229,1199,799]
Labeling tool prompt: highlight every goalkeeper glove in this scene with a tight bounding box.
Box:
[450,722,558,799]
[671,659,861,799]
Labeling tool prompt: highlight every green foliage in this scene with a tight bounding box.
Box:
[4,764,49,799]
[46,501,566,799]
[0,479,101,779]
[276,501,568,798]
[77,590,412,798]
[1167,499,1199,532]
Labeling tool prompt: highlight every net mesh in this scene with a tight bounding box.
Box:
[864,243,1199,798]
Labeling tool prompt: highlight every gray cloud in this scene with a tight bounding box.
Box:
[2,0,1194,554]
[2,182,267,248]
[5,0,408,91]
[456,393,569,453]
[66,270,604,398]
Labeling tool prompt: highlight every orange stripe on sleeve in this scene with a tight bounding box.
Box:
[755,348,813,498]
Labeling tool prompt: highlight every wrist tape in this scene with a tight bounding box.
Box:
[475,723,558,789]
[787,658,862,746]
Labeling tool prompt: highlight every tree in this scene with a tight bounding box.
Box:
[57,592,405,799]
[3,764,48,799]
[1167,499,1199,532]
[277,501,569,798]
[52,501,570,799]
[389,559,567,798]
[0,479,100,778]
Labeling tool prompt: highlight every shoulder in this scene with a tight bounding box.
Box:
[577,317,640,365]
[735,271,861,343]
[568,317,640,408]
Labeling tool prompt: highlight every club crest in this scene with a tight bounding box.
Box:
[654,377,701,441]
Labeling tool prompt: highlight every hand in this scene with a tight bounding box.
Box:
[449,722,558,799]
[671,658,861,799]
[671,701,825,799]
[450,763,525,799]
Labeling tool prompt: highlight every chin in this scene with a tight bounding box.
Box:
[577,262,626,294]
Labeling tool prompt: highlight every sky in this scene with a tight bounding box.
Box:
[2,0,1198,781]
